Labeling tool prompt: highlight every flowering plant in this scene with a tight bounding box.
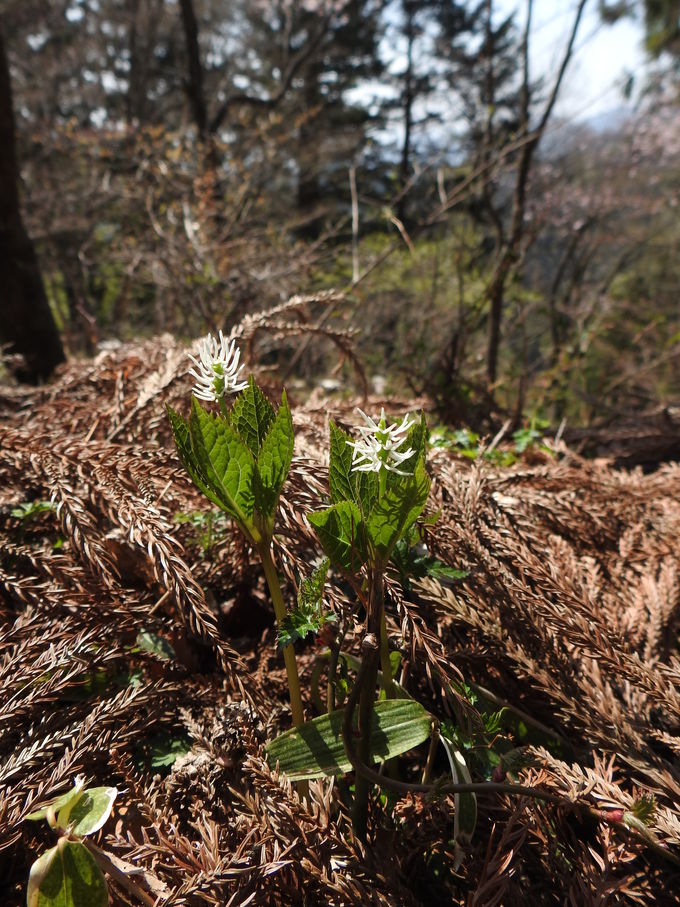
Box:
[167,333,304,728]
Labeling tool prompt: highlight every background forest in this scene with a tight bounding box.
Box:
[2,0,680,428]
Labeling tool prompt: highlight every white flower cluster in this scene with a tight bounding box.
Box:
[189,330,248,402]
[347,407,416,475]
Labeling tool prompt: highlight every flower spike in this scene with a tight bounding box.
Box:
[189,330,248,402]
[347,407,416,475]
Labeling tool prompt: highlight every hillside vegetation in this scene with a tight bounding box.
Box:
[1,319,680,905]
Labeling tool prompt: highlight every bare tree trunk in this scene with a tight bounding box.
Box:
[397,3,416,223]
[178,0,208,138]
[484,0,588,393]
[0,22,64,383]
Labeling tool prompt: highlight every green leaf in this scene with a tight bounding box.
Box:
[11,500,56,521]
[149,735,192,768]
[278,609,336,649]
[444,740,477,842]
[328,420,356,504]
[356,470,379,516]
[189,398,255,523]
[230,375,276,456]
[625,794,656,832]
[26,780,86,822]
[266,699,432,781]
[27,839,107,907]
[392,411,428,480]
[254,390,294,519]
[308,502,367,572]
[167,406,226,511]
[366,458,430,560]
[136,631,175,661]
[58,787,117,837]
[277,559,333,648]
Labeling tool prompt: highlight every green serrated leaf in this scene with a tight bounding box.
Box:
[391,411,428,481]
[167,406,226,511]
[366,458,430,560]
[277,559,333,648]
[59,787,117,837]
[299,557,330,608]
[27,839,107,907]
[427,563,469,583]
[308,502,367,573]
[329,420,356,504]
[231,375,276,456]
[266,699,432,780]
[150,736,192,768]
[254,390,294,519]
[628,793,656,825]
[356,469,379,516]
[11,500,56,521]
[136,631,175,661]
[189,398,255,524]
[278,609,337,649]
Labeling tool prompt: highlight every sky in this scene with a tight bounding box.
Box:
[498,0,647,124]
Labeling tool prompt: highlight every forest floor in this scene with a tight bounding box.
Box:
[1,332,680,906]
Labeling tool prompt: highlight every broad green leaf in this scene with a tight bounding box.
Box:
[58,787,117,837]
[366,458,430,559]
[190,398,254,522]
[308,501,367,572]
[356,470,379,517]
[231,376,276,456]
[328,421,378,514]
[386,412,428,489]
[27,839,107,907]
[136,630,175,661]
[328,420,356,504]
[167,406,226,510]
[266,699,432,780]
[26,779,86,822]
[254,390,294,518]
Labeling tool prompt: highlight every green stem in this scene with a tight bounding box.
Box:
[259,544,305,729]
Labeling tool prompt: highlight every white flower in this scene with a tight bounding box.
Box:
[189,330,248,401]
[347,407,416,475]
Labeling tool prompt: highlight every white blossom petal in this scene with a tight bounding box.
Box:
[188,330,248,402]
[347,408,416,476]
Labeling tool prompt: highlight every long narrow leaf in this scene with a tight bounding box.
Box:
[266,699,432,781]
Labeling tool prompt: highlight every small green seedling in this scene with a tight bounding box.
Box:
[11,500,56,522]
[26,778,117,907]
[277,558,336,649]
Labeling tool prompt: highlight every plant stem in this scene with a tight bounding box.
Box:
[379,606,395,698]
[352,565,383,841]
[259,544,304,729]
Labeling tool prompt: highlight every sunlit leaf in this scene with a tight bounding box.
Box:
[58,787,117,837]
[366,458,430,559]
[189,398,254,522]
[136,631,175,661]
[266,699,432,780]
[230,375,276,456]
[308,501,367,572]
[254,390,294,518]
[27,839,107,907]
[26,779,86,822]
